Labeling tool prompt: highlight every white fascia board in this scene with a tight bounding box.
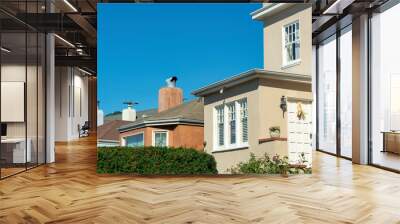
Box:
[251,3,291,21]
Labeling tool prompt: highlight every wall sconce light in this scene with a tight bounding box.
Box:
[280,96,287,118]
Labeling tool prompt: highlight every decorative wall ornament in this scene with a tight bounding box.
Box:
[269,126,281,138]
[280,96,287,118]
[296,102,306,120]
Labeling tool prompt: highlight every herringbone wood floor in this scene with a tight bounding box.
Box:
[1,135,400,224]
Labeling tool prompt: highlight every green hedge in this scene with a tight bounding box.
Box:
[97,146,218,175]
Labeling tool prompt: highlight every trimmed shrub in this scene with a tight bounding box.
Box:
[97,146,218,175]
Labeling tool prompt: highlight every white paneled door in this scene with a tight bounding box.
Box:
[287,100,313,167]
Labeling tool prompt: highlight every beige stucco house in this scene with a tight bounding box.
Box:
[192,3,313,173]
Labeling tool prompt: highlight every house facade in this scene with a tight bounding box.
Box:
[193,3,313,172]
[118,78,205,150]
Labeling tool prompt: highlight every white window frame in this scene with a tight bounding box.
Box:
[282,20,301,68]
[152,130,169,147]
[216,105,225,147]
[122,131,144,147]
[213,98,249,151]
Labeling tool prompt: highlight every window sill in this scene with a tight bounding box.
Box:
[281,60,301,70]
[212,144,249,154]
[258,137,287,144]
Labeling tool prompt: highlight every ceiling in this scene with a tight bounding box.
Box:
[0,0,97,74]
[310,0,391,43]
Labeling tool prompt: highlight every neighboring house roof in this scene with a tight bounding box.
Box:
[98,120,133,142]
[192,69,311,97]
[104,108,157,123]
[119,99,204,132]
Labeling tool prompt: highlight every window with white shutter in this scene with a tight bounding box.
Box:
[228,103,236,144]
[216,106,224,146]
[239,99,248,143]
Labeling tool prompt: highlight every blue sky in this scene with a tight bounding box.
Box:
[98,3,263,114]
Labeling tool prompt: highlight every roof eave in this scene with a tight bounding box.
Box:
[118,118,204,133]
[192,69,311,97]
[250,3,292,21]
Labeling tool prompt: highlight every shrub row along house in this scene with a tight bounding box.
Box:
[97,3,312,173]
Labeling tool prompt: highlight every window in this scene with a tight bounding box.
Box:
[317,34,337,155]
[339,26,352,158]
[228,103,236,144]
[283,21,300,65]
[153,131,168,147]
[216,106,224,146]
[239,99,248,143]
[370,4,400,171]
[125,133,144,147]
[214,98,248,150]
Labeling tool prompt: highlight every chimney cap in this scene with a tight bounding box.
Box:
[123,101,138,107]
[166,76,178,87]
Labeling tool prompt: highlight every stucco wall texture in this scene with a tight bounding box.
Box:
[203,78,312,173]
[262,4,312,75]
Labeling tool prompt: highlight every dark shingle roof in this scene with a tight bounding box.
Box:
[97,120,133,141]
[118,99,204,132]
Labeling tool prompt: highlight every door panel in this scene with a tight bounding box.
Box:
[288,101,313,167]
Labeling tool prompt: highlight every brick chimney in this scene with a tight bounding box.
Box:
[158,76,183,112]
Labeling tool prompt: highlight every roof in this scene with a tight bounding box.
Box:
[97,120,133,142]
[250,3,292,21]
[118,99,204,132]
[192,69,311,97]
[250,3,309,21]
[104,108,157,123]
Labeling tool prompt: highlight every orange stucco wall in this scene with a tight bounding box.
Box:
[119,124,204,151]
[172,125,204,150]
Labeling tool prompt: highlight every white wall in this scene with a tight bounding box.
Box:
[55,67,89,141]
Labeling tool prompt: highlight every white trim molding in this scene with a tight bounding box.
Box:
[152,130,169,147]
[251,3,291,21]
[192,69,311,97]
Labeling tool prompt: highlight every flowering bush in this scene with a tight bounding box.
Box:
[228,153,311,175]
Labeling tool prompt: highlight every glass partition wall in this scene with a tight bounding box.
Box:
[339,26,352,159]
[370,3,400,171]
[316,25,353,159]
[0,2,46,179]
[317,34,337,155]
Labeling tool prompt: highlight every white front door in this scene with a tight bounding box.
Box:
[287,100,313,167]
